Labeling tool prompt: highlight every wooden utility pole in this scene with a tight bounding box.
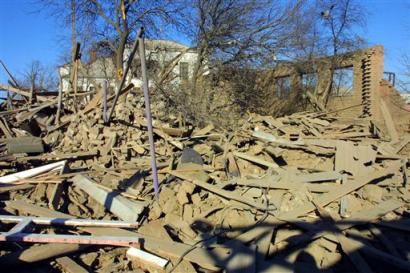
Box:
[70,43,81,112]
[71,0,76,61]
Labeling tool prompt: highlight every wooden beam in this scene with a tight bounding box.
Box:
[0,84,48,102]
[55,257,89,273]
[0,215,139,228]
[380,98,399,142]
[277,163,400,221]
[169,170,270,211]
[0,161,66,184]
[233,151,279,169]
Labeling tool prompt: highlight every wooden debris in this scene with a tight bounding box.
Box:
[233,151,279,169]
[380,98,399,142]
[55,257,89,273]
[0,85,409,273]
[0,160,66,184]
[127,247,169,270]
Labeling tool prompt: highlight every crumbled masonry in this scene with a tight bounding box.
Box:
[0,66,410,272]
[0,42,410,273]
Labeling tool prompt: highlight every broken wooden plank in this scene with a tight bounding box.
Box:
[233,151,279,169]
[0,117,13,138]
[159,126,187,137]
[337,235,373,273]
[56,257,89,273]
[234,176,336,193]
[334,233,410,271]
[252,130,304,146]
[335,142,375,216]
[193,124,214,136]
[393,135,410,154]
[293,171,343,183]
[277,163,400,221]
[0,215,139,228]
[15,150,98,162]
[138,220,197,272]
[313,200,373,273]
[270,199,403,253]
[170,169,271,211]
[0,232,142,246]
[49,182,64,210]
[0,184,34,193]
[0,160,66,184]
[153,128,184,150]
[127,247,169,270]
[0,83,49,102]
[380,98,399,142]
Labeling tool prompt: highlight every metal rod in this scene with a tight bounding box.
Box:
[55,77,63,125]
[103,80,108,122]
[106,27,143,123]
[138,29,159,197]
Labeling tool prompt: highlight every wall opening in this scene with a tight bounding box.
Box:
[275,76,291,98]
[302,73,318,91]
[331,67,354,97]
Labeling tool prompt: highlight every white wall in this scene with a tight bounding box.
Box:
[59,41,200,93]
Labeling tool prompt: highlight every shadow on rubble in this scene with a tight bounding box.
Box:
[0,206,409,272]
[177,216,410,273]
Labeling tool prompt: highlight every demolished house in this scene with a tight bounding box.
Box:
[0,38,410,273]
[266,45,409,136]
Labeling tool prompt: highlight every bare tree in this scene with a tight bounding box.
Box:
[20,60,58,92]
[275,0,366,107]
[36,0,182,79]
[397,54,410,94]
[319,0,365,104]
[186,0,302,89]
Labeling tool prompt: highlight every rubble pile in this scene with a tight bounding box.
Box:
[0,88,409,273]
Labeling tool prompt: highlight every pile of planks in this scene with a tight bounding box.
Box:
[0,88,409,273]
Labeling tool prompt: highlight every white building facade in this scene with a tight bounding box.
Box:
[58,39,198,93]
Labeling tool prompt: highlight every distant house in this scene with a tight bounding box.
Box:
[58,39,198,93]
[400,93,410,104]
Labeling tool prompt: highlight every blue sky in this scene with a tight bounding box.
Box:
[0,0,409,86]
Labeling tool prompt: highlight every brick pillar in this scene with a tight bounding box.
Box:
[359,45,384,122]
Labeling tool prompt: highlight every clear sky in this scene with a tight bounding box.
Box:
[0,0,409,86]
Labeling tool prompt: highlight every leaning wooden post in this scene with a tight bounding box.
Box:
[138,29,159,197]
[106,28,143,123]
[55,77,63,125]
[103,80,108,123]
[70,43,81,113]
[0,60,19,110]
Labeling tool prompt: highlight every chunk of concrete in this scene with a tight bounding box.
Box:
[6,136,44,154]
